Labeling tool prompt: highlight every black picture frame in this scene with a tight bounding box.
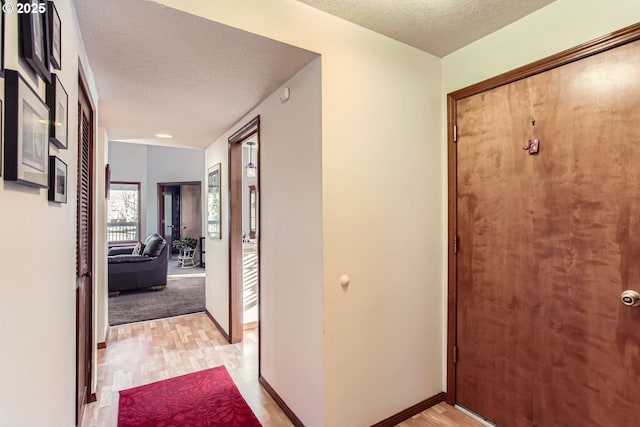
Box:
[207,163,222,239]
[48,155,66,203]
[0,99,3,177]
[46,74,68,148]
[4,70,50,188]
[105,164,111,199]
[48,0,61,70]
[0,0,5,78]
[18,0,51,83]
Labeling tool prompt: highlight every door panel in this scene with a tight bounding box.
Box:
[529,39,640,427]
[456,78,536,427]
[180,183,202,240]
[456,39,640,427]
[160,186,181,254]
[163,192,174,250]
[76,81,93,426]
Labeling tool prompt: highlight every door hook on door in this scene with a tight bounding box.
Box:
[523,138,540,154]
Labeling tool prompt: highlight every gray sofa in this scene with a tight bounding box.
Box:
[108,233,168,295]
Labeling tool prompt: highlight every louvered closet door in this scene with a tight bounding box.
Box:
[76,84,94,426]
[456,39,640,427]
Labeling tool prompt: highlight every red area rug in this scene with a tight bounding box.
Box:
[118,366,262,427]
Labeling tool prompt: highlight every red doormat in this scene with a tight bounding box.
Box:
[118,366,262,427]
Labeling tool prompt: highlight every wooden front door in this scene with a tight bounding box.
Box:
[76,76,94,425]
[180,183,202,241]
[455,39,640,426]
[159,185,181,254]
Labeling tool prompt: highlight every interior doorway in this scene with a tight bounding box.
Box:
[448,27,640,427]
[228,116,261,345]
[158,181,202,261]
[242,144,259,330]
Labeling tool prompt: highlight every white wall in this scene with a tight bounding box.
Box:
[442,0,640,93]
[95,127,109,347]
[107,141,205,238]
[440,0,640,388]
[205,58,325,426]
[108,142,148,234]
[165,1,444,425]
[146,145,205,237]
[0,1,99,426]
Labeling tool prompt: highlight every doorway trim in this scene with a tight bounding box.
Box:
[446,22,640,405]
[157,181,202,234]
[227,115,261,346]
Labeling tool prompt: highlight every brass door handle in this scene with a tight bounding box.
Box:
[621,290,640,307]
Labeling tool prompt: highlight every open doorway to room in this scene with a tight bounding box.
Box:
[242,140,259,331]
[105,177,206,326]
[158,181,204,270]
[228,117,261,344]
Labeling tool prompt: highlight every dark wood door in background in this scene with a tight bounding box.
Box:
[456,40,640,427]
[160,185,181,254]
[180,183,202,241]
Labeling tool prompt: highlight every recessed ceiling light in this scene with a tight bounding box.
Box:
[155,133,173,139]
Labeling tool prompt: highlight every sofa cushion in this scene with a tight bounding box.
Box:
[108,254,155,264]
[108,246,136,256]
[142,234,166,258]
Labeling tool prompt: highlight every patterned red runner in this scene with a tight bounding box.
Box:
[118,366,262,426]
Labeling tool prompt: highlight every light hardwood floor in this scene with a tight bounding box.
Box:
[82,312,481,427]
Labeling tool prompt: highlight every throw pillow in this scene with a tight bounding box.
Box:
[142,234,167,257]
[132,241,144,255]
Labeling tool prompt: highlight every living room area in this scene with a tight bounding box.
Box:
[105,140,260,330]
[106,141,207,326]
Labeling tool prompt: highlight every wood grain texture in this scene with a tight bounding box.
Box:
[446,96,458,406]
[229,139,245,343]
[228,116,261,345]
[456,77,536,427]
[528,39,640,427]
[81,313,479,427]
[77,75,95,427]
[447,21,640,409]
[395,402,484,427]
[454,37,640,427]
[81,313,293,427]
[370,392,445,427]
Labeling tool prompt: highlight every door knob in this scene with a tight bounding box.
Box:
[621,290,640,307]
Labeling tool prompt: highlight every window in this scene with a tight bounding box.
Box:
[107,182,141,242]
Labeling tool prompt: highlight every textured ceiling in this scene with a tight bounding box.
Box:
[73,0,318,149]
[295,0,555,57]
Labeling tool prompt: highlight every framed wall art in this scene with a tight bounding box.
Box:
[207,163,222,239]
[46,74,68,148]
[4,70,50,188]
[48,156,67,203]
[105,164,111,199]
[0,0,5,77]
[0,100,3,177]
[18,0,51,83]
[48,0,61,70]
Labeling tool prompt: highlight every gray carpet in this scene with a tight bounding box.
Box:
[109,276,205,326]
